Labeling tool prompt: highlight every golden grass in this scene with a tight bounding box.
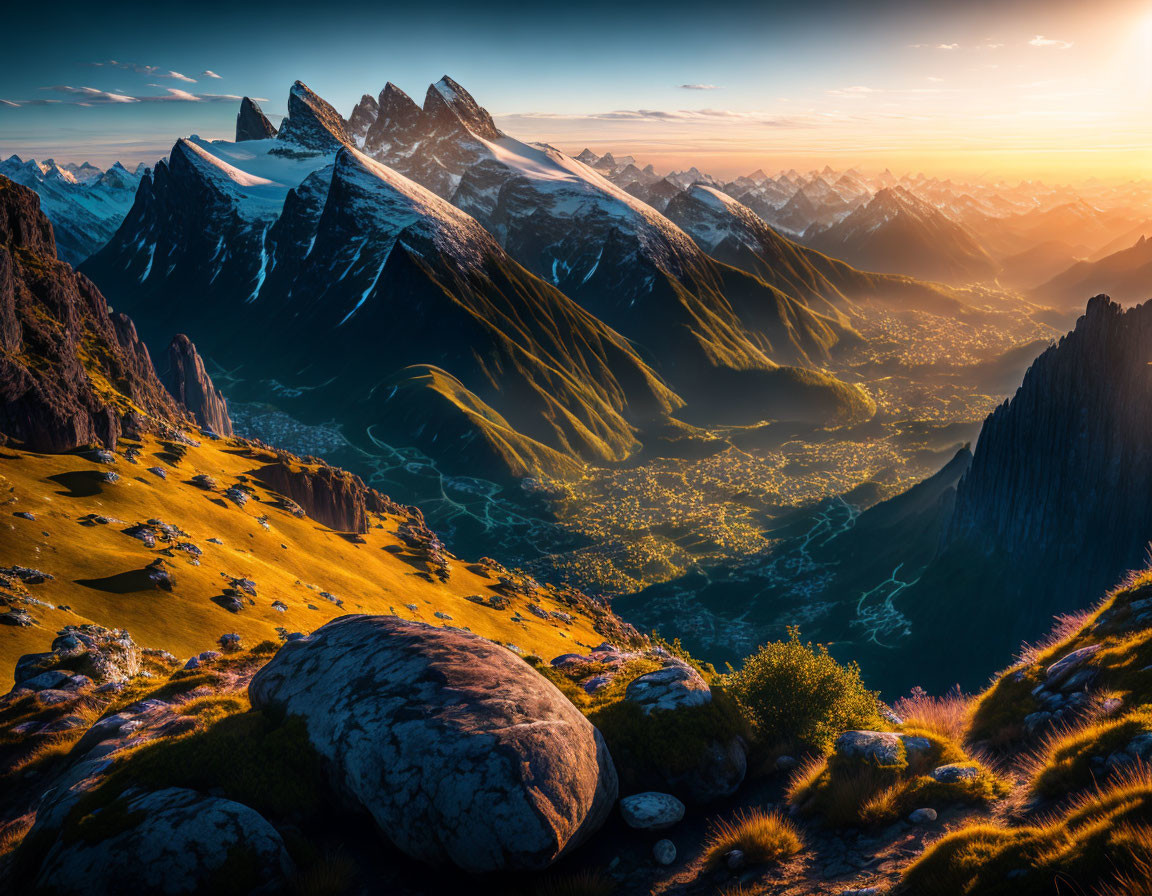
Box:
[788,729,1009,827]
[0,434,611,688]
[702,808,803,869]
[902,763,1152,895]
[1026,706,1152,799]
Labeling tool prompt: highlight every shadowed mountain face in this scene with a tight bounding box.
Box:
[663,184,964,316]
[83,79,876,483]
[235,97,277,142]
[805,187,999,285]
[879,296,1152,687]
[1033,234,1152,308]
[0,176,185,452]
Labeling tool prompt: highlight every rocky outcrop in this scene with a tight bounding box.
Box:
[249,616,618,872]
[254,458,397,533]
[274,81,349,152]
[34,787,295,895]
[0,176,184,451]
[161,334,233,436]
[948,296,1152,600]
[234,97,277,141]
[346,93,379,145]
[625,658,712,714]
[13,624,140,687]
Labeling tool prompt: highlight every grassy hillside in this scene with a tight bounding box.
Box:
[0,432,628,688]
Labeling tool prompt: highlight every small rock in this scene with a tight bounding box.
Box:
[14,511,35,521]
[835,731,904,766]
[619,792,685,830]
[931,764,979,783]
[726,849,746,871]
[775,755,798,771]
[147,467,167,480]
[1045,645,1100,687]
[218,633,243,653]
[909,808,937,824]
[652,839,676,866]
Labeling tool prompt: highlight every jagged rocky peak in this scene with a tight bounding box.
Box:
[575,148,599,165]
[0,175,184,451]
[235,97,277,142]
[948,294,1152,592]
[275,81,350,152]
[422,75,502,141]
[346,93,379,146]
[161,334,234,437]
[364,82,424,154]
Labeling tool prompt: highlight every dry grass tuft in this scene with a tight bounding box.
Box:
[532,869,616,896]
[290,849,358,896]
[702,808,803,869]
[894,686,971,743]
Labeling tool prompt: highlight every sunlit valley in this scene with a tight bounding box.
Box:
[2,1,1152,893]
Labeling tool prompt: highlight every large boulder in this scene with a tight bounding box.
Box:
[35,788,294,895]
[249,615,618,872]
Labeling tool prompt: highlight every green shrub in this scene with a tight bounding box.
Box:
[725,628,882,752]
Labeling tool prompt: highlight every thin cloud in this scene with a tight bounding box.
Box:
[28,85,256,106]
[90,60,197,82]
[201,70,223,79]
[827,85,881,99]
[44,86,137,103]
[909,42,960,50]
[0,100,20,107]
[1029,35,1074,49]
[505,108,805,127]
[677,84,721,90]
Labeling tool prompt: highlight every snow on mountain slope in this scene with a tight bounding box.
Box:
[0,154,145,264]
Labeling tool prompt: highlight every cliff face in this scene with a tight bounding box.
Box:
[0,176,185,451]
[161,334,233,436]
[949,295,1152,588]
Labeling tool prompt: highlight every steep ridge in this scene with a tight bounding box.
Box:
[0,176,184,452]
[806,186,999,284]
[361,76,865,385]
[1033,234,1152,308]
[664,185,964,315]
[84,136,683,479]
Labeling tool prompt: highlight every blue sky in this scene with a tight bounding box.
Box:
[2,0,1148,178]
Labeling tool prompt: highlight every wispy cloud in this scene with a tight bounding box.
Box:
[1029,35,1074,49]
[826,85,881,99]
[911,42,959,50]
[201,70,222,79]
[89,60,197,82]
[677,84,721,90]
[507,108,804,127]
[0,99,20,108]
[27,85,254,106]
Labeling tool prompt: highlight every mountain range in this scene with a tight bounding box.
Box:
[82,79,893,485]
[0,155,147,265]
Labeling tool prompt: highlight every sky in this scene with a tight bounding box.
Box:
[1,0,1150,180]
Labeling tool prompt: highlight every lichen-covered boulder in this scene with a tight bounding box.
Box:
[35,788,294,895]
[12,624,139,689]
[249,615,618,872]
[624,658,711,714]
